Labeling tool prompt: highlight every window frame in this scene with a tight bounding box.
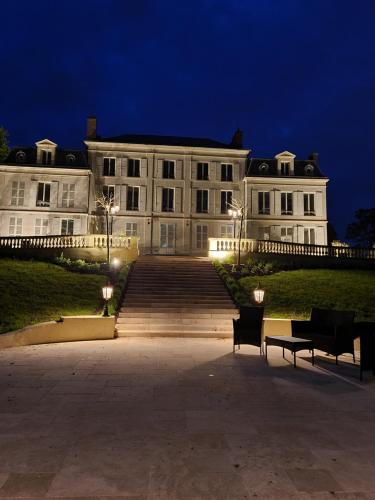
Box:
[280,162,290,176]
[61,219,74,236]
[221,190,233,214]
[196,224,208,250]
[258,191,270,215]
[304,227,316,245]
[281,192,293,215]
[303,193,315,216]
[11,181,25,206]
[41,150,52,165]
[36,182,51,207]
[125,222,137,237]
[162,160,175,179]
[280,226,293,242]
[126,186,140,211]
[196,189,209,213]
[197,162,209,181]
[128,158,140,178]
[220,225,234,238]
[103,157,116,177]
[102,185,115,202]
[9,216,23,236]
[35,218,49,236]
[221,163,233,182]
[62,183,75,208]
[161,187,175,212]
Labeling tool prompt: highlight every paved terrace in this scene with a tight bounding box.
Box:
[0,338,374,499]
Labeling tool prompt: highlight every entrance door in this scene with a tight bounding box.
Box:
[160,223,176,254]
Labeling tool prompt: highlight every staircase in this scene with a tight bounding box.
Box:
[116,256,238,337]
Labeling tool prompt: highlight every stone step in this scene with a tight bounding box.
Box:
[116,323,233,332]
[116,330,232,338]
[116,317,234,325]
[120,306,237,313]
[118,311,238,319]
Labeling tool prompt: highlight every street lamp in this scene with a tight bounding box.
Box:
[110,205,120,235]
[227,208,239,239]
[102,284,113,317]
[104,204,119,265]
[253,282,265,304]
[112,257,120,268]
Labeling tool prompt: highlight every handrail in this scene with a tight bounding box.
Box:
[208,237,375,259]
[0,234,139,250]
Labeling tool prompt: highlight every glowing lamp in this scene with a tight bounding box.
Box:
[102,284,113,317]
[253,282,265,304]
[112,257,120,268]
[111,205,120,215]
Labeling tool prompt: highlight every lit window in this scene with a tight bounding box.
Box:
[197,162,209,180]
[126,186,139,211]
[128,159,140,177]
[304,193,315,215]
[220,225,233,238]
[125,222,137,236]
[221,191,232,214]
[163,160,175,179]
[221,164,233,182]
[61,219,74,235]
[162,188,174,212]
[9,217,22,236]
[281,192,293,215]
[35,218,48,236]
[258,192,270,214]
[11,181,25,206]
[36,182,51,207]
[103,158,116,176]
[196,190,208,213]
[62,184,75,208]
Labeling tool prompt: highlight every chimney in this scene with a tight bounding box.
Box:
[230,128,243,148]
[86,116,97,139]
[309,152,319,164]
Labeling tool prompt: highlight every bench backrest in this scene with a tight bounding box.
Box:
[311,308,355,327]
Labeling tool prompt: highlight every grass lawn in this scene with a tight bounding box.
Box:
[0,259,110,334]
[240,269,375,321]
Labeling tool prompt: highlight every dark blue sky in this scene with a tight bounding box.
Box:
[1,0,374,238]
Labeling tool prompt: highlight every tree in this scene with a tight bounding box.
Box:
[346,208,375,247]
[0,127,9,162]
[228,197,245,267]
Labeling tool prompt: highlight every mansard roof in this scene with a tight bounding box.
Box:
[3,147,88,169]
[94,133,244,150]
[246,157,326,178]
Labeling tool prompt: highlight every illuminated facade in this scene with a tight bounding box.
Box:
[0,117,329,253]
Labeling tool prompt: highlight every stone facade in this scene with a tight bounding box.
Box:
[0,119,329,253]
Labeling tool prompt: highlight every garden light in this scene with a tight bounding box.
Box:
[102,284,113,317]
[253,282,265,304]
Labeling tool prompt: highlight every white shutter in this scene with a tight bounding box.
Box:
[140,186,146,212]
[191,188,197,212]
[52,217,60,235]
[215,190,221,215]
[120,185,127,210]
[315,192,323,217]
[156,187,162,212]
[114,185,121,208]
[73,217,81,235]
[234,162,240,181]
[208,189,214,215]
[157,159,163,178]
[50,182,58,208]
[176,160,183,180]
[121,158,127,177]
[175,188,182,213]
[210,162,218,181]
[191,162,197,180]
[141,159,147,177]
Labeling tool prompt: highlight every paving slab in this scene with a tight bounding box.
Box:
[0,338,374,498]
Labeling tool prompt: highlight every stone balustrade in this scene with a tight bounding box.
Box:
[0,234,139,250]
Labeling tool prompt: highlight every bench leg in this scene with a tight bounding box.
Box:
[294,350,296,368]
[312,348,314,366]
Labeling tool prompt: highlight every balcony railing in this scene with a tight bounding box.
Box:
[0,234,139,250]
[209,238,375,260]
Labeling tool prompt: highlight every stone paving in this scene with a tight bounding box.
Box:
[0,337,374,499]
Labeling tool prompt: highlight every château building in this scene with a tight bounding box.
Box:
[0,117,328,254]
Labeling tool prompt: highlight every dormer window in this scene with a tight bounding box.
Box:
[16,151,26,163]
[280,162,290,176]
[259,163,269,174]
[305,164,314,175]
[66,153,76,164]
[41,150,52,165]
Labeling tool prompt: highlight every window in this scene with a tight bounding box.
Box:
[125,222,137,236]
[197,162,209,180]
[259,163,269,174]
[62,184,75,208]
[41,150,52,165]
[280,162,290,176]
[196,225,208,250]
[128,159,140,177]
[196,190,208,213]
[281,227,293,242]
[9,217,22,236]
[11,181,25,206]
[66,154,76,164]
[162,188,174,212]
[304,228,315,245]
[258,191,270,214]
[163,160,175,179]
[61,219,74,235]
[281,192,293,215]
[304,193,315,215]
[220,225,233,238]
[35,218,48,236]
[305,164,314,175]
[16,151,26,163]
[103,157,116,176]
[258,226,270,240]
[221,191,232,214]
[126,186,139,211]
[221,163,233,182]
[102,185,115,201]
[36,182,51,207]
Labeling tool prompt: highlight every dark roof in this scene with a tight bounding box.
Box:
[94,133,243,150]
[246,157,326,178]
[3,147,88,169]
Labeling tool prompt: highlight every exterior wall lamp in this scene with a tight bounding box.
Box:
[102,284,113,317]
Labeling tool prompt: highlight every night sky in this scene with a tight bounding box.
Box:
[1,0,374,238]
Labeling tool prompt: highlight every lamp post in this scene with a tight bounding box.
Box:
[110,205,120,235]
[102,284,113,317]
[104,204,119,266]
[228,208,238,266]
[253,282,265,305]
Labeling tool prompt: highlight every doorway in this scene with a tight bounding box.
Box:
[160,223,176,254]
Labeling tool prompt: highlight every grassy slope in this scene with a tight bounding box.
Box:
[240,269,375,321]
[0,259,108,334]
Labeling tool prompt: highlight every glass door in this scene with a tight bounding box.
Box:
[160,223,176,254]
